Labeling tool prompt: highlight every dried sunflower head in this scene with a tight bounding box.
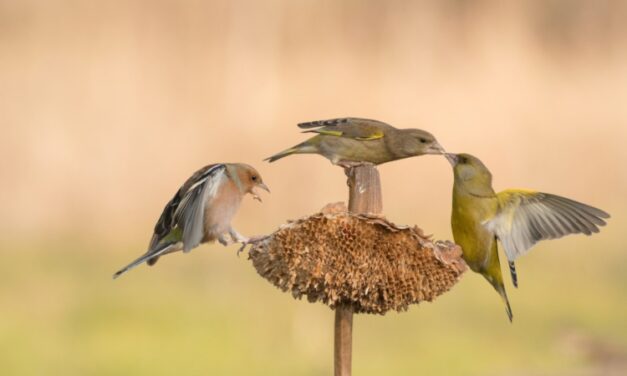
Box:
[249,203,466,314]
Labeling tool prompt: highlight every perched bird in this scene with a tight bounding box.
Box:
[446,153,609,321]
[113,163,269,279]
[265,117,444,166]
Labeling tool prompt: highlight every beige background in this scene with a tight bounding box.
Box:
[2,1,626,375]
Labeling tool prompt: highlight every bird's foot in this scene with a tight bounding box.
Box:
[337,160,371,170]
[218,233,234,246]
[338,161,375,182]
[236,235,270,256]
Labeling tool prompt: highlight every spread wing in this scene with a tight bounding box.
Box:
[149,164,226,253]
[484,190,609,261]
[297,117,390,140]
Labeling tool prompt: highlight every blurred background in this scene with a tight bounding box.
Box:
[2,0,626,375]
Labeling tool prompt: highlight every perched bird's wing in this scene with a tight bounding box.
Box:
[298,118,389,140]
[485,190,609,262]
[149,164,227,254]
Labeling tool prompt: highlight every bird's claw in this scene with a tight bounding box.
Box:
[337,160,371,170]
[236,235,270,257]
[338,161,375,181]
[218,234,234,246]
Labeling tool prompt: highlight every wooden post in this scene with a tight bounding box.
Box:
[347,165,383,215]
[334,307,353,376]
[334,164,383,376]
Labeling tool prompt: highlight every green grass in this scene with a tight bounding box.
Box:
[1,233,626,376]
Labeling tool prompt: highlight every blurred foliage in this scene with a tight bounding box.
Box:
[1,233,626,375]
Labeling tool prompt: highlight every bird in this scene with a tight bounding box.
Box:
[113,163,270,279]
[446,153,609,322]
[265,117,445,167]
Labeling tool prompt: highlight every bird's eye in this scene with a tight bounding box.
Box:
[251,175,258,181]
[419,138,428,143]
[458,156,467,164]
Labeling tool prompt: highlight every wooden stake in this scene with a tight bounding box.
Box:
[334,164,383,376]
[334,305,353,376]
[347,164,383,215]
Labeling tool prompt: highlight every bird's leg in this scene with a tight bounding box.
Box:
[236,236,271,256]
[229,227,248,243]
[230,227,252,256]
[233,228,271,256]
[337,160,369,170]
[338,160,375,186]
[218,233,235,246]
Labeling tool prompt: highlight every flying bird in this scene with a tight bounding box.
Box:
[265,118,444,167]
[113,163,269,279]
[446,153,609,321]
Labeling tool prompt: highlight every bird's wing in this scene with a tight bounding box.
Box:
[484,189,609,261]
[149,164,226,252]
[297,118,389,140]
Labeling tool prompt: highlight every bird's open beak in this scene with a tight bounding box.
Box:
[426,141,446,155]
[445,153,458,166]
[252,183,270,202]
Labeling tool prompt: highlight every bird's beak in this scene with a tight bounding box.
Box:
[258,182,270,193]
[426,141,446,155]
[445,153,458,166]
[251,183,270,202]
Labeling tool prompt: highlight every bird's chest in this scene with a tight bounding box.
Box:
[203,181,242,238]
[451,194,497,270]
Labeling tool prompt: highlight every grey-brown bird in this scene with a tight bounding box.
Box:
[113,163,269,279]
[265,118,444,166]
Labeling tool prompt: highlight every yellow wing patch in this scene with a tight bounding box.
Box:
[355,131,384,141]
[307,128,385,140]
[315,130,344,137]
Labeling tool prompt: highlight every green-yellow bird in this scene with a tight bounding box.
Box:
[265,118,444,166]
[446,153,609,321]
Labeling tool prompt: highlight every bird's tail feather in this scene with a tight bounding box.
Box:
[264,143,317,163]
[113,242,177,279]
[496,283,514,323]
[509,261,518,288]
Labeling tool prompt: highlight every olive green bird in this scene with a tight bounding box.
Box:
[265,118,444,166]
[446,153,609,322]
